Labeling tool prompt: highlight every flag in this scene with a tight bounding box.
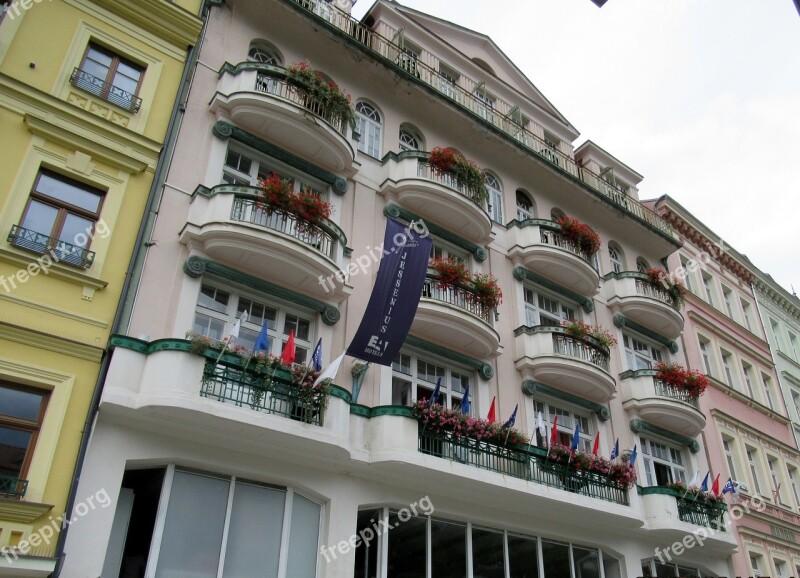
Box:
[722,477,736,495]
[700,471,710,492]
[486,396,497,424]
[610,438,619,460]
[503,404,518,429]
[712,474,721,496]
[253,322,269,353]
[311,338,323,372]
[550,415,559,446]
[230,310,248,340]
[461,385,470,414]
[427,377,442,408]
[313,352,345,386]
[628,444,637,467]
[592,431,600,456]
[687,470,699,488]
[280,329,296,365]
[536,412,547,444]
[570,422,581,452]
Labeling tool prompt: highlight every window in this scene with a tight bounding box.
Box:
[639,436,687,486]
[438,64,460,101]
[698,336,716,376]
[771,319,785,352]
[532,400,593,451]
[747,447,763,495]
[789,332,800,361]
[623,333,664,370]
[0,383,49,485]
[636,258,650,274]
[762,373,775,410]
[721,285,735,318]
[792,390,800,419]
[475,89,497,124]
[788,466,800,507]
[396,46,420,77]
[523,285,576,327]
[768,457,784,503]
[391,351,471,410]
[723,437,740,481]
[641,560,708,577]
[398,126,422,151]
[742,362,756,398]
[701,271,715,305]
[222,147,326,197]
[247,41,281,64]
[515,190,535,221]
[741,299,754,331]
[774,559,788,578]
[429,238,468,263]
[12,169,104,268]
[192,283,314,364]
[608,243,624,274]
[721,350,737,389]
[750,553,763,576]
[485,173,503,223]
[355,101,382,158]
[680,256,694,293]
[74,43,144,112]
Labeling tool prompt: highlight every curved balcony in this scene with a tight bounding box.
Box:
[209,63,356,173]
[179,185,352,301]
[620,370,705,437]
[604,272,683,338]
[513,325,615,403]
[508,220,600,296]
[379,151,492,244]
[410,275,501,358]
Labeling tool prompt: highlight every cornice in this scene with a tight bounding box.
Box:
[87,0,203,48]
[755,284,800,324]
[0,498,54,523]
[0,322,105,362]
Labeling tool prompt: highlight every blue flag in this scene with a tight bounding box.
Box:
[254,322,269,353]
[427,377,441,408]
[628,444,638,467]
[503,404,518,429]
[346,218,432,365]
[570,422,581,452]
[722,477,736,495]
[311,338,323,372]
[461,385,470,414]
[700,471,710,492]
[610,438,619,460]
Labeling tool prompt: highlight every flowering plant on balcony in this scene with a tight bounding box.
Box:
[259,173,295,214]
[257,173,332,231]
[645,267,687,308]
[411,399,529,446]
[293,189,333,233]
[427,147,488,205]
[554,215,601,256]
[547,444,638,489]
[654,362,709,398]
[561,320,618,349]
[429,256,471,289]
[667,481,724,505]
[470,273,503,310]
[286,61,355,127]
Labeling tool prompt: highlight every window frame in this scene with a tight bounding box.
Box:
[639,435,687,487]
[623,332,665,370]
[485,172,503,224]
[390,350,472,411]
[532,399,594,451]
[522,283,578,328]
[354,101,383,159]
[78,42,145,110]
[0,381,50,482]
[222,145,328,199]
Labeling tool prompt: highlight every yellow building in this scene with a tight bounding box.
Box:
[0,0,202,574]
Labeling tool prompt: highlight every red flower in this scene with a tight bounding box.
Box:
[554,215,601,256]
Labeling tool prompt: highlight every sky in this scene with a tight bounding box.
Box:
[353,0,800,295]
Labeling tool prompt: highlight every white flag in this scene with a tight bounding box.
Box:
[314,352,345,386]
[536,412,547,443]
[687,470,699,488]
[230,310,249,340]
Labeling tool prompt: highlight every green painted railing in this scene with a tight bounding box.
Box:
[0,475,28,498]
[418,429,628,505]
[677,494,726,530]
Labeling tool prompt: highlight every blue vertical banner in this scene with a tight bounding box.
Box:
[346,217,431,365]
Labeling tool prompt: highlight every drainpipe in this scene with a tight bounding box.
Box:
[51,3,212,574]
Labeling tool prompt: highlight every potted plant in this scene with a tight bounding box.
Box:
[561,320,618,349]
[286,61,355,127]
[469,273,503,310]
[429,256,471,290]
[427,147,488,205]
[654,361,709,398]
[258,173,295,215]
[554,215,601,257]
[645,267,687,308]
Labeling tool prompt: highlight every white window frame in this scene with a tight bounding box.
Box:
[623,333,665,370]
[485,173,503,224]
[608,244,624,274]
[722,437,740,481]
[701,271,715,305]
[222,146,328,198]
[523,285,577,327]
[532,399,594,451]
[721,350,737,389]
[398,127,421,152]
[355,101,382,158]
[746,446,764,496]
[721,284,735,319]
[741,299,754,331]
[761,373,775,410]
[391,350,472,411]
[698,336,716,377]
[787,464,800,508]
[515,190,534,221]
[742,362,756,398]
[639,435,687,487]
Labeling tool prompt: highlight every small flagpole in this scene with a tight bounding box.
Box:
[503,426,512,447]
[215,339,230,364]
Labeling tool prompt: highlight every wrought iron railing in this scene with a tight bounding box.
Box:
[552,333,610,372]
[200,360,325,425]
[416,160,487,206]
[422,276,492,323]
[8,225,95,269]
[285,0,674,238]
[0,475,28,498]
[654,379,700,408]
[418,429,628,505]
[677,495,726,529]
[230,197,336,259]
[540,227,598,270]
[635,279,677,308]
[69,68,142,113]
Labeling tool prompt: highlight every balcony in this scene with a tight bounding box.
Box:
[410,275,500,358]
[69,67,142,113]
[7,225,95,269]
[379,151,492,244]
[620,370,705,437]
[180,185,352,301]
[0,475,27,498]
[604,272,683,338]
[514,325,616,403]
[210,63,356,173]
[508,220,600,296]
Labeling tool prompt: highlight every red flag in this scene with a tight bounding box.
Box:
[550,415,559,445]
[712,473,721,496]
[486,396,497,424]
[280,330,296,365]
[592,431,600,456]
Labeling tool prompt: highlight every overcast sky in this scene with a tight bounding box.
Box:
[353,0,800,295]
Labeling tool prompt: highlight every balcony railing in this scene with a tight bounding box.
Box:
[8,225,95,269]
[200,360,325,426]
[540,226,598,270]
[552,333,610,372]
[418,429,628,505]
[422,276,492,323]
[416,160,486,206]
[635,278,677,308]
[677,494,726,530]
[654,379,700,408]
[285,0,674,238]
[230,197,336,259]
[69,68,142,113]
[0,475,28,498]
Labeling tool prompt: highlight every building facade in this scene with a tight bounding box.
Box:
[62,1,743,577]
[0,0,202,575]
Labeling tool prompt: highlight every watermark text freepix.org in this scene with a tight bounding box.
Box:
[1,0,54,21]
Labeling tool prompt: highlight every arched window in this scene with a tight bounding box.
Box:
[247,41,282,65]
[516,190,535,221]
[355,101,382,158]
[550,208,565,222]
[399,125,422,152]
[485,173,503,223]
[608,243,625,274]
[636,258,650,273]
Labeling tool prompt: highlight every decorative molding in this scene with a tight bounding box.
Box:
[182,256,340,325]
[404,335,493,380]
[521,380,610,421]
[513,266,594,313]
[0,293,108,328]
[212,121,348,196]
[613,314,678,353]
[87,0,203,47]
[629,418,700,453]
[0,248,108,292]
[0,322,104,362]
[0,499,54,523]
